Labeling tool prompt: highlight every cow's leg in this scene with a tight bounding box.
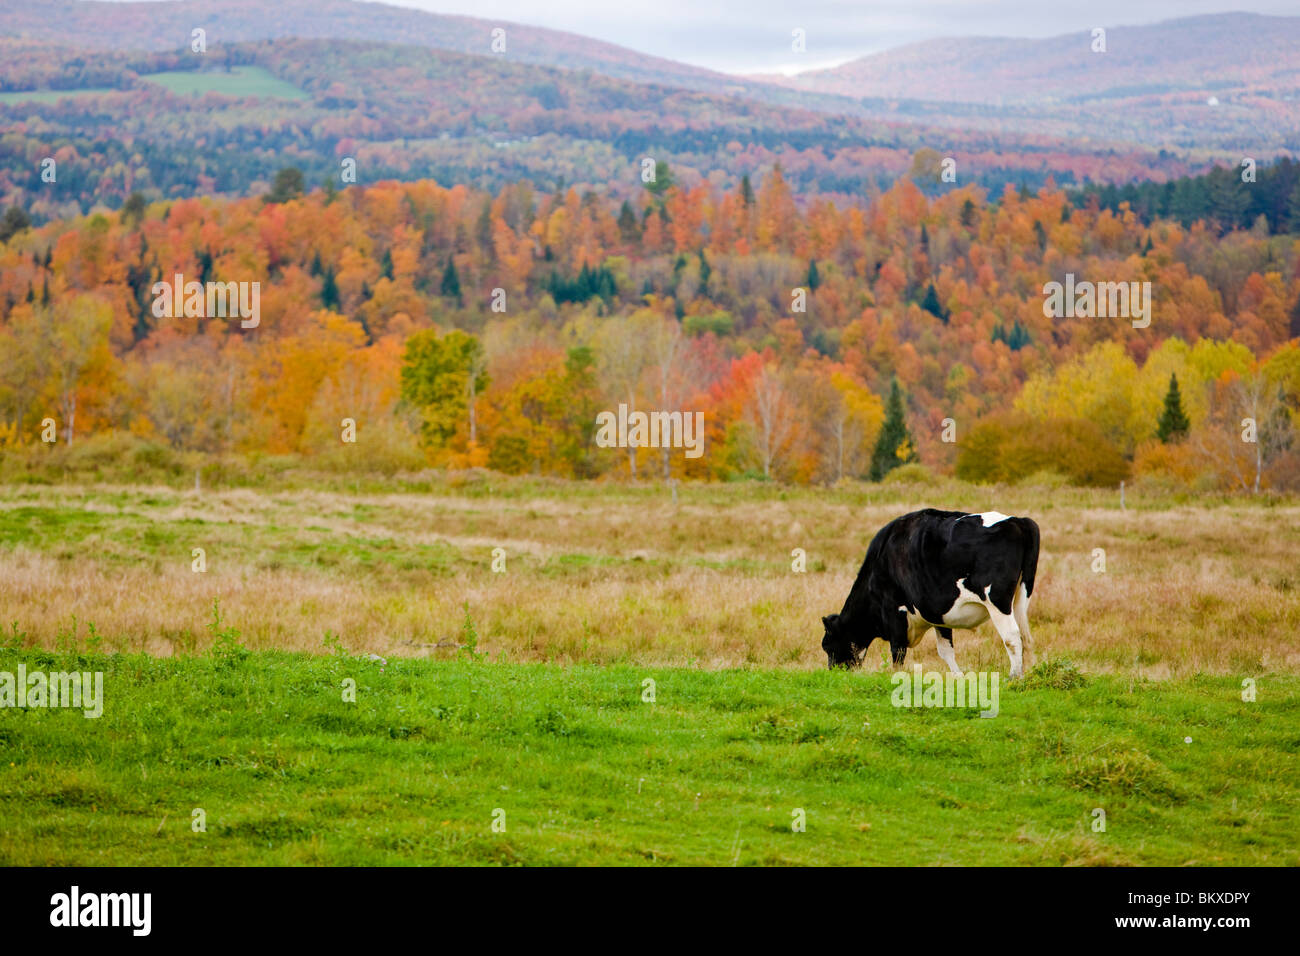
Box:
[984,600,1023,679]
[1012,581,1034,671]
[885,611,909,668]
[934,626,961,674]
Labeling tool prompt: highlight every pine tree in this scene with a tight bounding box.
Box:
[960,198,977,229]
[320,268,340,310]
[806,258,820,290]
[1287,181,1300,233]
[440,257,461,302]
[740,174,755,207]
[870,378,917,480]
[920,282,946,322]
[1156,373,1190,443]
[617,201,640,242]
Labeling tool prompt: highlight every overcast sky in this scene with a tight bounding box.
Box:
[378,1,1300,74]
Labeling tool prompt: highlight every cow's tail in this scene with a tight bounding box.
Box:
[1017,517,1040,600]
[1016,517,1040,650]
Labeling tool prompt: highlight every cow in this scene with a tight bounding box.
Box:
[821,509,1039,678]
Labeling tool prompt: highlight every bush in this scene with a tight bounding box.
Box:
[1132,438,1205,485]
[1018,657,1089,690]
[956,413,1129,487]
[1017,469,1070,489]
[881,462,937,485]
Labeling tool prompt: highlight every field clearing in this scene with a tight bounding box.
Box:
[0,87,124,104]
[0,478,1297,676]
[139,67,309,99]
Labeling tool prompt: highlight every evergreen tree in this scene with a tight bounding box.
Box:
[644,160,675,202]
[617,200,640,242]
[380,248,394,280]
[919,223,929,254]
[740,173,755,207]
[121,192,146,226]
[920,282,946,322]
[698,250,711,293]
[806,258,820,290]
[1156,373,1190,443]
[320,268,340,310]
[264,167,305,204]
[440,257,461,302]
[960,198,977,229]
[0,205,31,243]
[1287,180,1300,233]
[1033,220,1047,251]
[869,378,917,480]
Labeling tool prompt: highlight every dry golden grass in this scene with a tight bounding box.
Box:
[2,479,1297,676]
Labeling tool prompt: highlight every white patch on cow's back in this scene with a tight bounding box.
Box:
[940,577,990,629]
[976,511,1010,527]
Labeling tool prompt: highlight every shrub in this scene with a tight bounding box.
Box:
[1018,657,1088,690]
[881,462,936,485]
[956,413,1129,487]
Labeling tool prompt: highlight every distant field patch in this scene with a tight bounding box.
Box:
[0,87,124,104]
[139,67,308,100]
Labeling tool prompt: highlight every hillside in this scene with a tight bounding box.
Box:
[0,36,1192,224]
[749,13,1300,152]
[754,13,1300,105]
[1,169,1297,489]
[0,0,752,96]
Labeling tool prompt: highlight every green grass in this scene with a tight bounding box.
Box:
[139,67,308,100]
[0,87,124,104]
[1,647,1295,865]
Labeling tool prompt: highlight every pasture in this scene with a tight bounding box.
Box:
[0,472,1297,864]
[139,67,310,100]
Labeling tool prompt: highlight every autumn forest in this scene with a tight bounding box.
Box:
[2,160,1299,491]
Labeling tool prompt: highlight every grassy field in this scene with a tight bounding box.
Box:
[0,477,1296,674]
[2,650,1295,865]
[139,67,309,99]
[1,474,1297,864]
[0,87,124,105]
[0,69,306,106]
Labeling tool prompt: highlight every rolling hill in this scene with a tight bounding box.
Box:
[750,13,1300,106]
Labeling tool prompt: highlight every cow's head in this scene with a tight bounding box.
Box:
[821,613,864,669]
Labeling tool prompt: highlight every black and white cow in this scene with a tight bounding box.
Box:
[821,509,1039,678]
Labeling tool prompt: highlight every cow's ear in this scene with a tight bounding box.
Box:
[822,614,837,629]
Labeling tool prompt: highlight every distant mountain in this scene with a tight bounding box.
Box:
[0,35,1195,224]
[3,3,1296,155]
[0,0,752,95]
[751,13,1300,106]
